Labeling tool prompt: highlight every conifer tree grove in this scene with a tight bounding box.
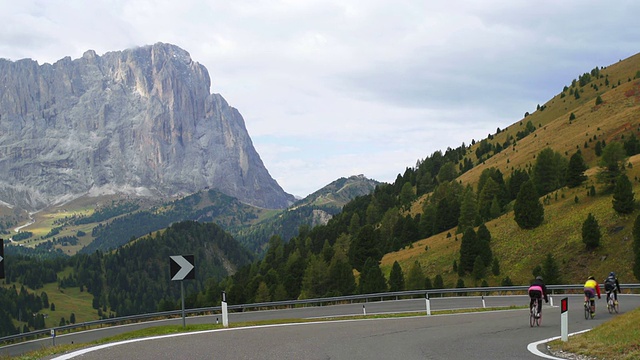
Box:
[358,257,387,294]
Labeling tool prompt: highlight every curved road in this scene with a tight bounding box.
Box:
[4,294,637,359]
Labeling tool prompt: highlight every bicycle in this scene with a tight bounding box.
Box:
[584,299,595,319]
[530,297,541,327]
[606,291,619,314]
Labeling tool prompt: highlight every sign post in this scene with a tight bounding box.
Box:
[51,329,56,346]
[0,238,5,280]
[221,291,229,328]
[561,297,569,342]
[170,255,195,327]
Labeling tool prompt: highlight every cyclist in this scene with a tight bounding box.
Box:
[604,272,621,306]
[584,276,601,315]
[528,276,548,318]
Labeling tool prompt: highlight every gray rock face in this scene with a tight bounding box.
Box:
[0,43,294,210]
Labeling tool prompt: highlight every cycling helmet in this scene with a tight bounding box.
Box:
[588,276,595,280]
[609,272,615,277]
[535,276,543,281]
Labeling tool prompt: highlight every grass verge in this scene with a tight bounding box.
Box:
[548,306,640,360]
[1,305,522,360]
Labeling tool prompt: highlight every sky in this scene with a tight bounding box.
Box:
[2,1,640,198]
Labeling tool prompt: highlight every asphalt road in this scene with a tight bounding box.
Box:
[3,294,637,359]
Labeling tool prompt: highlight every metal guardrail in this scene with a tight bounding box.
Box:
[2,283,639,345]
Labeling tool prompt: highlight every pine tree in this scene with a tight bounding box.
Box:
[472,256,486,280]
[491,258,500,276]
[624,133,640,156]
[459,227,477,274]
[424,277,433,290]
[457,187,478,234]
[478,177,500,220]
[388,261,405,292]
[476,223,493,267]
[595,141,603,156]
[612,174,635,214]
[433,274,444,289]
[514,180,544,229]
[582,213,601,250]
[533,148,568,195]
[507,168,529,201]
[405,261,424,290]
[399,182,415,205]
[254,281,271,302]
[541,253,561,285]
[358,257,387,294]
[566,151,588,188]
[489,196,501,219]
[300,255,329,299]
[349,225,380,271]
[327,252,356,296]
[598,141,628,191]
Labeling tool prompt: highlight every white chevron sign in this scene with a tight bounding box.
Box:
[170,255,195,281]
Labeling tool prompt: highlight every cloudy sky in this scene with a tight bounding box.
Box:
[2,1,640,198]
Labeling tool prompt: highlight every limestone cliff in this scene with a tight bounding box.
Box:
[0,43,294,210]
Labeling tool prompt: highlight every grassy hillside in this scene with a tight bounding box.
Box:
[381,53,640,286]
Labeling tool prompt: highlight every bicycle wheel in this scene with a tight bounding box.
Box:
[584,302,590,320]
[608,298,614,314]
[614,299,619,314]
[529,310,535,327]
[529,300,535,327]
[536,311,541,326]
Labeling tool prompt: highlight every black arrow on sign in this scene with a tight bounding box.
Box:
[170,255,195,281]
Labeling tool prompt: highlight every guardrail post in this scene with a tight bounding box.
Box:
[425,293,431,316]
[221,291,229,328]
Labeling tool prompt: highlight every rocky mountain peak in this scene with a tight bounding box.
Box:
[0,43,294,210]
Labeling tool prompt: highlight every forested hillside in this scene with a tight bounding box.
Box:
[209,53,640,305]
[0,221,253,334]
[81,190,262,254]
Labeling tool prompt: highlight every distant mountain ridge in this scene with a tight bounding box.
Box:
[292,175,380,210]
[232,175,380,253]
[0,43,294,210]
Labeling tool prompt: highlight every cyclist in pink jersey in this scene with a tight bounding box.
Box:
[528,276,549,317]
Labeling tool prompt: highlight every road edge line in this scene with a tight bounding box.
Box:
[527,329,591,359]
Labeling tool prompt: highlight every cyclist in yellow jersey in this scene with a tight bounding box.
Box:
[584,276,601,315]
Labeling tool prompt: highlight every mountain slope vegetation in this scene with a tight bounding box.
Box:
[2,52,640,336]
[216,52,640,305]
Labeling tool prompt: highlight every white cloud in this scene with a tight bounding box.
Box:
[2,0,640,197]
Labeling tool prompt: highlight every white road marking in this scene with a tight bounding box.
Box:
[527,329,591,359]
